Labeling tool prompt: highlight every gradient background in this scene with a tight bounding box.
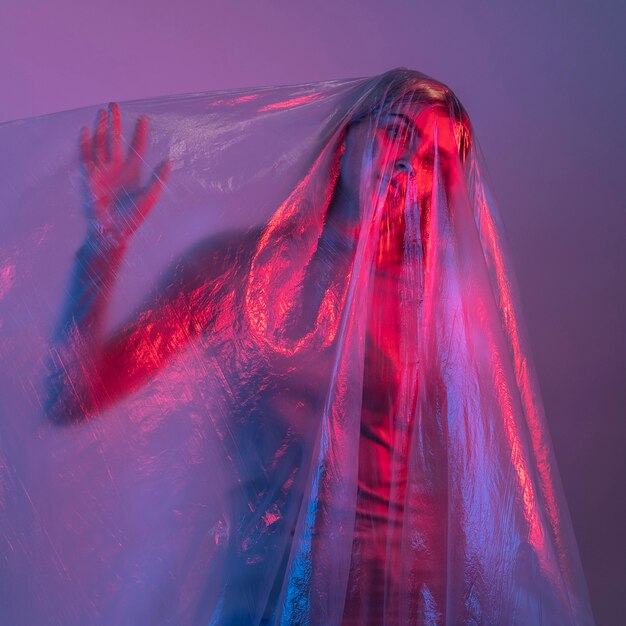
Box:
[1,2,624,623]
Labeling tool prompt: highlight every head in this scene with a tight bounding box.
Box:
[341,69,472,185]
[247,70,473,352]
[328,70,473,268]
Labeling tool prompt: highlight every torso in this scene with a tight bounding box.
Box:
[357,266,408,525]
[206,230,412,532]
[196,229,419,620]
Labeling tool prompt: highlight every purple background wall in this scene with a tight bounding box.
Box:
[2,2,624,623]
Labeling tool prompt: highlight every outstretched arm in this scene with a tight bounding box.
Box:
[44,103,258,424]
[44,103,177,423]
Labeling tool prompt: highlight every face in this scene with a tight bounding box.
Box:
[338,103,463,269]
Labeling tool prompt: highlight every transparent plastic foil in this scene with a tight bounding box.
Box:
[0,69,594,624]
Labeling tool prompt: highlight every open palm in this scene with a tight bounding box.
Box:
[80,102,170,245]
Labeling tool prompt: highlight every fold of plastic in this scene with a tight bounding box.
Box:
[0,68,595,625]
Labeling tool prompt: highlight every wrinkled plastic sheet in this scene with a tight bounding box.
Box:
[0,69,594,624]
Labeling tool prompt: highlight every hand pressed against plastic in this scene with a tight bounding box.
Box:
[80,103,171,246]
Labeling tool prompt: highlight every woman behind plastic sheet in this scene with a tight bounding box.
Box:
[16,68,591,624]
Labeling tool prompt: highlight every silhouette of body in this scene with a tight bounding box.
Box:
[46,97,463,624]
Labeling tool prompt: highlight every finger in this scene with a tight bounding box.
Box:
[127,115,148,170]
[108,102,122,164]
[79,127,92,167]
[138,159,171,218]
[93,108,107,163]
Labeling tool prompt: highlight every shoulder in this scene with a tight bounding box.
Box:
[163,225,264,291]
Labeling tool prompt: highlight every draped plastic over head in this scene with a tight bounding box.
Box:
[0,69,594,624]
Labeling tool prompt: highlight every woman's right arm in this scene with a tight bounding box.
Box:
[45,104,259,423]
[45,103,174,423]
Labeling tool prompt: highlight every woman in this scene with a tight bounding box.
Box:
[39,69,592,624]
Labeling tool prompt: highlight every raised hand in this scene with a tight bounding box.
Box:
[80,102,171,246]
